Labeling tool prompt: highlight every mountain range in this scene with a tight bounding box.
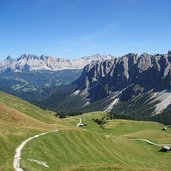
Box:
[0,54,113,72]
[41,51,171,124]
[0,54,113,101]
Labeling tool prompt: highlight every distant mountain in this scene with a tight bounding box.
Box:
[0,54,114,72]
[41,51,171,124]
[0,54,113,101]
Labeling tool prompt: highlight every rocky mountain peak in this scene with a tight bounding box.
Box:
[5,56,13,62]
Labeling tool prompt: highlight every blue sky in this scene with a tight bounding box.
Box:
[0,0,171,59]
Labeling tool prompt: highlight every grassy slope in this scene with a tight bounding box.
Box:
[21,112,171,171]
[0,91,171,171]
[0,91,58,123]
[0,91,74,171]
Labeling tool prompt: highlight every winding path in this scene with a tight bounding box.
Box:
[76,118,82,127]
[13,130,58,171]
[131,138,171,147]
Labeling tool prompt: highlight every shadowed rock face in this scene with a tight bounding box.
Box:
[75,52,171,101]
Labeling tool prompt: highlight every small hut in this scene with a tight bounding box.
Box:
[160,145,171,152]
[162,127,167,131]
[79,122,87,127]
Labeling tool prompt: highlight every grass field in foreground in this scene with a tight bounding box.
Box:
[21,113,171,171]
[0,91,75,171]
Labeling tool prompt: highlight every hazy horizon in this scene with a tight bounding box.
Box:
[1,50,171,61]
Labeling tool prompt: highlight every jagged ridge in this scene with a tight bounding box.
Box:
[0,54,114,72]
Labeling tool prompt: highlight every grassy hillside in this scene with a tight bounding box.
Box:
[0,91,58,123]
[0,91,74,171]
[21,113,171,171]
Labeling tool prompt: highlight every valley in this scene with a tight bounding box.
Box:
[1,52,171,125]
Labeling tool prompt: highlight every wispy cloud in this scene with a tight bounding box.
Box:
[79,21,123,43]
[55,21,122,48]
[53,21,123,55]
[80,25,116,42]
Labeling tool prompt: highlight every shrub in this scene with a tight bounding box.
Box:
[92,118,106,125]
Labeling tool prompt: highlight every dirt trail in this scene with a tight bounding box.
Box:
[13,130,58,171]
[76,118,82,127]
[131,138,171,147]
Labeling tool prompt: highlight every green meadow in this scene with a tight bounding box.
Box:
[0,91,171,171]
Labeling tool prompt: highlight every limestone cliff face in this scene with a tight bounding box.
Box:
[75,52,171,101]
